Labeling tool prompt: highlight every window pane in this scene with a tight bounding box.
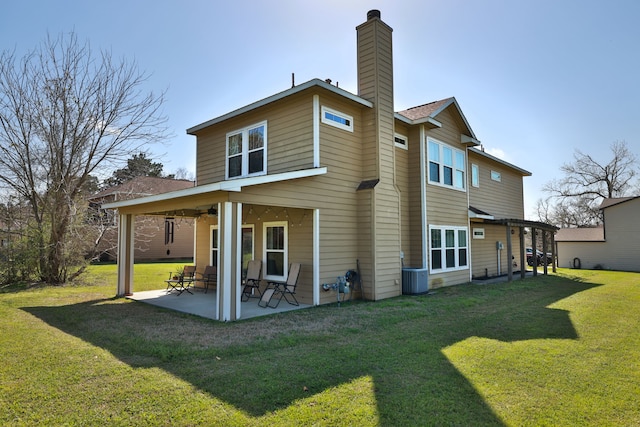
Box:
[211,229,218,267]
[266,252,284,276]
[455,170,465,188]
[242,227,253,273]
[445,229,455,247]
[429,162,440,183]
[459,248,467,266]
[428,141,439,162]
[248,150,264,174]
[228,133,242,156]
[431,229,441,247]
[432,250,442,269]
[248,126,264,150]
[444,166,453,185]
[211,229,218,249]
[472,164,479,187]
[443,146,453,166]
[455,151,465,169]
[228,156,242,177]
[266,226,284,250]
[458,229,467,247]
[446,249,455,268]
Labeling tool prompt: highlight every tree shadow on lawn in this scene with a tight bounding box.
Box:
[22,276,600,424]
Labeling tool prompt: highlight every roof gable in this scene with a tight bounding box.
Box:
[397,97,478,144]
[187,79,373,134]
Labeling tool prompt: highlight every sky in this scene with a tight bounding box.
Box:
[2,0,640,219]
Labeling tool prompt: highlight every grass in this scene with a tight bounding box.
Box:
[1,266,639,425]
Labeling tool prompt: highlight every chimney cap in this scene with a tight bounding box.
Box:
[367,10,381,20]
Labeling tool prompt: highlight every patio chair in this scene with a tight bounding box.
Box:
[258,263,301,308]
[241,260,262,302]
[166,265,196,295]
[195,265,217,293]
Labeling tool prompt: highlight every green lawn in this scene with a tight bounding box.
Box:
[1,266,639,426]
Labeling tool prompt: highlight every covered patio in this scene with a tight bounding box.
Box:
[104,169,328,322]
[127,288,312,320]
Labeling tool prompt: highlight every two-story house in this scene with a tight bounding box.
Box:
[105,10,555,321]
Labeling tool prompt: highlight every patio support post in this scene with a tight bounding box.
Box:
[542,230,548,275]
[519,226,526,279]
[219,202,240,321]
[551,231,557,273]
[506,225,513,281]
[313,209,320,305]
[531,227,538,276]
[116,213,135,296]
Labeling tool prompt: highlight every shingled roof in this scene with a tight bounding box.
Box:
[397,98,454,121]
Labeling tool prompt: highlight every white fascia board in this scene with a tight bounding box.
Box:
[468,147,532,176]
[103,167,328,209]
[468,210,495,220]
[187,79,372,134]
[394,112,442,128]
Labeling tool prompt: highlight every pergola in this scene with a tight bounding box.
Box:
[483,218,560,281]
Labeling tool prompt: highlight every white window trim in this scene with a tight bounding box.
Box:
[209,225,219,267]
[427,137,466,192]
[471,163,479,187]
[263,221,288,281]
[321,106,353,132]
[491,170,502,182]
[225,121,268,180]
[394,133,408,150]
[428,225,469,273]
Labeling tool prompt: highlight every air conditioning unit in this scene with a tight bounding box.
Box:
[402,268,429,295]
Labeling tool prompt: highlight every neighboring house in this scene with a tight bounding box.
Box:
[90,176,195,261]
[556,196,640,271]
[105,10,555,320]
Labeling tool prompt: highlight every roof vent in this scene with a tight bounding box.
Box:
[367,10,381,20]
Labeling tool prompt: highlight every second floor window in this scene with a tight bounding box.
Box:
[227,121,267,179]
[428,137,466,190]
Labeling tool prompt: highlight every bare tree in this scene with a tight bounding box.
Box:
[541,141,638,227]
[0,33,167,283]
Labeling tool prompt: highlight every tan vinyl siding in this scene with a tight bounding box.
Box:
[558,198,640,272]
[556,241,608,270]
[600,199,640,271]
[468,152,525,219]
[97,216,194,262]
[357,15,402,300]
[470,224,523,278]
[395,122,412,269]
[429,269,469,289]
[405,125,424,267]
[424,108,472,287]
[195,92,315,185]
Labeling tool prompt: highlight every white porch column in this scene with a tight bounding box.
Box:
[218,202,240,321]
[313,208,320,305]
[117,213,135,296]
